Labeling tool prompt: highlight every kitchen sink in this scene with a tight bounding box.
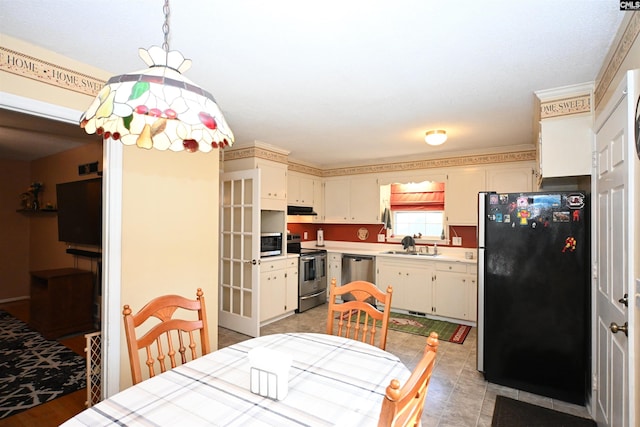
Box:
[380,250,439,257]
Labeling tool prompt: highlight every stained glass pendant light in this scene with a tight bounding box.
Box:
[79,0,234,153]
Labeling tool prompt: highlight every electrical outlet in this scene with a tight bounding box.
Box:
[303,232,308,239]
[377,234,385,242]
[452,236,462,246]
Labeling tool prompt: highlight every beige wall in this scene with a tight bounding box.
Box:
[1,35,221,392]
[0,142,102,301]
[119,146,219,388]
[0,158,30,299]
[0,34,111,110]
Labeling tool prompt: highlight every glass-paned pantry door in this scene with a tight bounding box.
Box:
[219,169,260,337]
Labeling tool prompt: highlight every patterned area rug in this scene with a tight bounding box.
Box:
[0,310,86,419]
[387,312,471,344]
[339,310,471,344]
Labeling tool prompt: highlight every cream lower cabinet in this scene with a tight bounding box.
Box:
[433,262,477,321]
[327,252,342,297]
[376,257,477,322]
[260,258,298,322]
[376,257,432,314]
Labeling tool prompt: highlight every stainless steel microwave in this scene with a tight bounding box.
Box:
[260,232,282,257]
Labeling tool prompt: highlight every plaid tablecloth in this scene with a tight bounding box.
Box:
[62,332,410,426]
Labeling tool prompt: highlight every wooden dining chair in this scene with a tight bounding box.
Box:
[378,332,439,427]
[122,288,210,385]
[326,278,393,350]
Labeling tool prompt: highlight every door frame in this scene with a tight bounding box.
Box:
[0,92,123,398]
[591,69,637,427]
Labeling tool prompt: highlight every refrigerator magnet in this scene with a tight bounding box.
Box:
[562,237,577,253]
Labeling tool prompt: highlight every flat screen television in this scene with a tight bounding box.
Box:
[56,177,102,246]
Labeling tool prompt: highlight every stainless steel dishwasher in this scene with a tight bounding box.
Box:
[341,254,375,303]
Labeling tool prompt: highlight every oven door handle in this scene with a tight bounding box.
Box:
[300,290,325,300]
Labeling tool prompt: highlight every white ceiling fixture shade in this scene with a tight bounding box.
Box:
[79,0,233,153]
[425,129,447,146]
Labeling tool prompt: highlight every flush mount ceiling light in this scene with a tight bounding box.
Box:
[425,129,447,146]
[79,0,234,153]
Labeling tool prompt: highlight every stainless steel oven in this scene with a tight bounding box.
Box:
[298,249,327,312]
[287,234,327,312]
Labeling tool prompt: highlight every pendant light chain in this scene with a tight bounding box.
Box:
[162,0,170,52]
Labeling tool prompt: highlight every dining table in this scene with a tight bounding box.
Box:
[62,332,411,426]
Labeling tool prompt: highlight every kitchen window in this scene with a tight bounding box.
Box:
[389,181,445,239]
[393,210,444,239]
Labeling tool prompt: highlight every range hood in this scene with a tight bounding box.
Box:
[287,205,318,216]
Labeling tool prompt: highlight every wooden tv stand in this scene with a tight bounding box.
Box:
[29,268,94,340]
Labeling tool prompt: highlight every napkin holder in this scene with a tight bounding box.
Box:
[248,347,292,400]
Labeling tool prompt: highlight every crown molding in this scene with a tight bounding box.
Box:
[321,150,536,178]
[594,12,640,108]
[0,46,104,97]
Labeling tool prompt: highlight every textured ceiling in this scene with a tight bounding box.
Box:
[0,1,627,166]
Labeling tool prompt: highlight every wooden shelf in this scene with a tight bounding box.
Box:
[16,208,57,216]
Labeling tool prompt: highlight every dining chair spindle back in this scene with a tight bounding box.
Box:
[122,288,210,385]
[378,332,439,427]
[326,278,393,350]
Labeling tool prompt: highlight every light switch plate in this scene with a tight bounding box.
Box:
[452,236,462,246]
[377,234,385,242]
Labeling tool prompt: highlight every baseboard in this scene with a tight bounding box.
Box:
[0,296,30,304]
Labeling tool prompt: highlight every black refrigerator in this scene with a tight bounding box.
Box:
[477,191,590,405]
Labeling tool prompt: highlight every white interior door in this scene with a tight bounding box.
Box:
[219,169,261,337]
[593,70,638,427]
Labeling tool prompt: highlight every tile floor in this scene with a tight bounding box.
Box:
[218,304,592,426]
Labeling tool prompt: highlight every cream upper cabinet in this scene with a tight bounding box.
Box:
[445,168,486,225]
[486,163,535,193]
[324,176,380,223]
[535,84,593,179]
[349,176,380,223]
[257,160,287,210]
[287,171,315,206]
[313,178,324,222]
[324,178,350,222]
[222,141,289,211]
[538,113,592,178]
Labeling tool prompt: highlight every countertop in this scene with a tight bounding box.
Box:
[303,241,477,264]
